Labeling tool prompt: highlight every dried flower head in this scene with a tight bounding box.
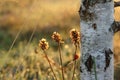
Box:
[39,38,49,50]
[70,29,80,45]
[51,32,63,43]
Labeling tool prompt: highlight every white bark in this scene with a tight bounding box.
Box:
[80,0,114,80]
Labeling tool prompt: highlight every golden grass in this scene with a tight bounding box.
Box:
[0,0,80,33]
[0,0,120,79]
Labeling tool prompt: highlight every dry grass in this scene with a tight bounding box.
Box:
[0,0,80,33]
[0,0,120,80]
[0,42,80,80]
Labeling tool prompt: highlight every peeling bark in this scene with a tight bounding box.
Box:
[80,0,114,80]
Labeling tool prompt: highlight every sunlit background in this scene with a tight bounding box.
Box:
[0,0,120,80]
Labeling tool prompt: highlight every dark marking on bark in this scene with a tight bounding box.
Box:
[80,66,83,73]
[81,0,113,21]
[83,0,98,8]
[103,0,108,3]
[114,1,120,7]
[85,55,94,72]
[92,23,97,30]
[80,9,95,21]
[104,48,113,71]
[82,0,112,8]
[109,21,120,33]
[96,0,112,3]
[78,6,82,18]
[80,0,100,21]
[83,0,89,9]
[78,6,81,13]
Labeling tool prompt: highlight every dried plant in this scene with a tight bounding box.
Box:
[51,32,64,43]
[39,38,57,80]
[39,38,49,50]
[52,32,65,80]
[70,28,80,45]
[70,29,80,80]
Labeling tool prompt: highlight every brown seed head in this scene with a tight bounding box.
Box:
[39,38,49,50]
[70,29,80,45]
[51,32,63,43]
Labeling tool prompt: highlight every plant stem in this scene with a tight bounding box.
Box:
[93,57,97,80]
[58,43,65,80]
[72,44,77,80]
[43,50,57,80]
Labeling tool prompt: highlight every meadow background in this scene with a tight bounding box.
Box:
[0,0,120,80]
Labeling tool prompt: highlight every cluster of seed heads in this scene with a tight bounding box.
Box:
[51,32,64,43]
[70,29,80,45]
[38,28,80,80]
[39,29,80,50]
[39,38,49,50]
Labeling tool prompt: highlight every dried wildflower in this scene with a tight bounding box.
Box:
[52,32,64,80]
[51,32,63,43]
[39,38,49,50]
[70,29,80,45]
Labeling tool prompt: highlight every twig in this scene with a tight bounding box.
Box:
[27,25,37,46]
[43,50,57,80]
[8,27,23,54]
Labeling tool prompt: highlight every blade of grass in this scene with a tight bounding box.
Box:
[8,27,23,54]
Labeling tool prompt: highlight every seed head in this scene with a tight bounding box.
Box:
[51,32,63,43]
[39,38,49,50]
[70,29,80,45]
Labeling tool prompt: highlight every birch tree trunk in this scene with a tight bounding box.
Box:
[80,0,114,80]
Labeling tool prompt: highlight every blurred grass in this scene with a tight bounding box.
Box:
[0,42,80,80]
[0,0,80,32]
[0,0,80,49]
[0,0,120,80]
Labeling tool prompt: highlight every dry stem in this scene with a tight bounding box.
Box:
[72,44,78,80]
[43,50,57,80]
